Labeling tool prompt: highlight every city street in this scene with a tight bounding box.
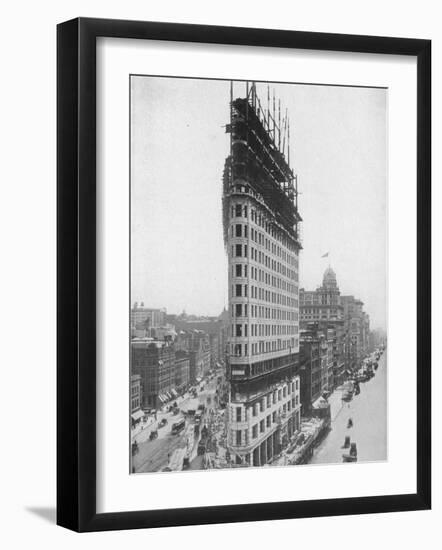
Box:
[132,374,220,473]
[309,353,387,465]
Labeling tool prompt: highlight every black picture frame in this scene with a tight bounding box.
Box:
[57,17,431,532]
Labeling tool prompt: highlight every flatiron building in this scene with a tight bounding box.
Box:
[223,83,302,466]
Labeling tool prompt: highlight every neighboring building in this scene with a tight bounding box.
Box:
[173,316,227,369]
[130,374,143,426]
[324,329,334,391]
[299,267,344,326]
[151,324,177,342]
[174,329,211,382]
[331,323,346,387]
[299,331,323,414]
[131,340,176,409]
[208,332,220,369]
[188,350,201,383]
[173,331,189,353]
[131,303,166,330]
[341,295,370,369]
[174,351,190,390]
[218,307,230,363]
[188,345,210,382]
[131,328,151,339]
[362,312,371,355]
[299,321,343,411]
[223,84,302,465]
[300,267,347,391]
[368,330,376,353]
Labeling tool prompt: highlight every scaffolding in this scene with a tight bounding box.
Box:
[224,81,301,241]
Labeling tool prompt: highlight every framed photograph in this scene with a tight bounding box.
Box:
[57,17,431,532]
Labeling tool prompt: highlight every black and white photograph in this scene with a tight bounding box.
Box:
[0,0,434,543]
[129,76,387,474]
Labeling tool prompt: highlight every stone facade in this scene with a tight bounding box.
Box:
[223,88,302,465]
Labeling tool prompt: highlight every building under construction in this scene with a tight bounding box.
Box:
[223,82,303,466]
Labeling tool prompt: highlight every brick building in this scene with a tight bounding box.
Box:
[130,374,143,425]
[174,351,190,391]
[131,340,175,409]
[341,296,370,370]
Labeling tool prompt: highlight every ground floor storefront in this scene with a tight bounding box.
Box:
[233,409,301,466]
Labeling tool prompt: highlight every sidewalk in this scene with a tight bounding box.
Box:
[328,385,345,421]
[131,416,155,442]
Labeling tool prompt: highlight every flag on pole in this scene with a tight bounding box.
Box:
[321,252,329,258]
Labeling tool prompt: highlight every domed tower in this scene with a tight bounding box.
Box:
[322,266,338,290]
[317,266,342,314]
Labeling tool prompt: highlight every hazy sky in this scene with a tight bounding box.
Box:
[131,76,387,329]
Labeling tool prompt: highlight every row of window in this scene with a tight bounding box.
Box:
[232,303,297,323]
[230,202,298,254]
[232,302,298,321]
[250,339,297,355]
[235,401,300,444]
[255,266,297,292]
[232,302,297,321]
[231,243,296,280]
[252,208,298,254]
[131,398,140,410]
[250,284,297,304]
[230,339,297,357]
[232,263,298,292]
[301,297,340,305]
[301,307,339,314]
[251,246,297,280]
[230,223,297,267]
[234,388,298,422]
[233,283,297,308]
[232,323,297,338]
[233,302,297,321]
[301,315,342,323]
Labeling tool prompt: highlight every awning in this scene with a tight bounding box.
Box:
[158,394,166,403]
[131,409,144,421]
[170,389,178,398]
